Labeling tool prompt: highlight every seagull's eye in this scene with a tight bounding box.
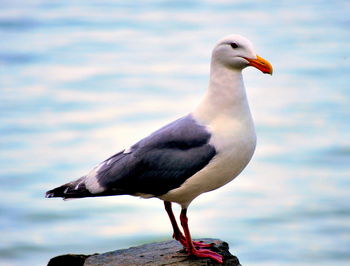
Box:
[230,43,239,49]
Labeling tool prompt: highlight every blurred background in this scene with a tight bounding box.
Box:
[1,0,349,265]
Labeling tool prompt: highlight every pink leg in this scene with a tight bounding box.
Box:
[180,208,223,263]
[164,202,214,248]
[164,201,187,246]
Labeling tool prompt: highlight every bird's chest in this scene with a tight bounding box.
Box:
[206,115,256,184]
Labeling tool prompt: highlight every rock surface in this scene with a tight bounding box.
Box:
[47,254,92,266]
[48,239,241,266]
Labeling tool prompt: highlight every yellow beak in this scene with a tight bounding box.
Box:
[244,55,273,75]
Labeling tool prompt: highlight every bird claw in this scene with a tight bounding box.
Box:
[192,240,215,248]
[174,235,221,263]
[174,234,214,249]
[188,248,223,263]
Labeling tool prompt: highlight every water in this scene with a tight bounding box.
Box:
[1,1,349,265]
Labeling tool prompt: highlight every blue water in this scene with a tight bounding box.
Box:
[1,1,350,265]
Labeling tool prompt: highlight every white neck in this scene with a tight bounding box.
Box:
[192,61,251,124]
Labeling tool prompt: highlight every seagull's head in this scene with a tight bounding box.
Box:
[212,34,273,75]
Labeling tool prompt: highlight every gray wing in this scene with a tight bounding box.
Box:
[92,114,216,196]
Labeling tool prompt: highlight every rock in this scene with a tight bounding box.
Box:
[47,239,241,266]
[47,254,91,266]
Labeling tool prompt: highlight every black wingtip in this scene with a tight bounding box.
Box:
[45,177,92,199]
[45,191,55,198]
[45,185,68,199]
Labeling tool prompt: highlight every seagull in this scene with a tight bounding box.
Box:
[46,34,273,263]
